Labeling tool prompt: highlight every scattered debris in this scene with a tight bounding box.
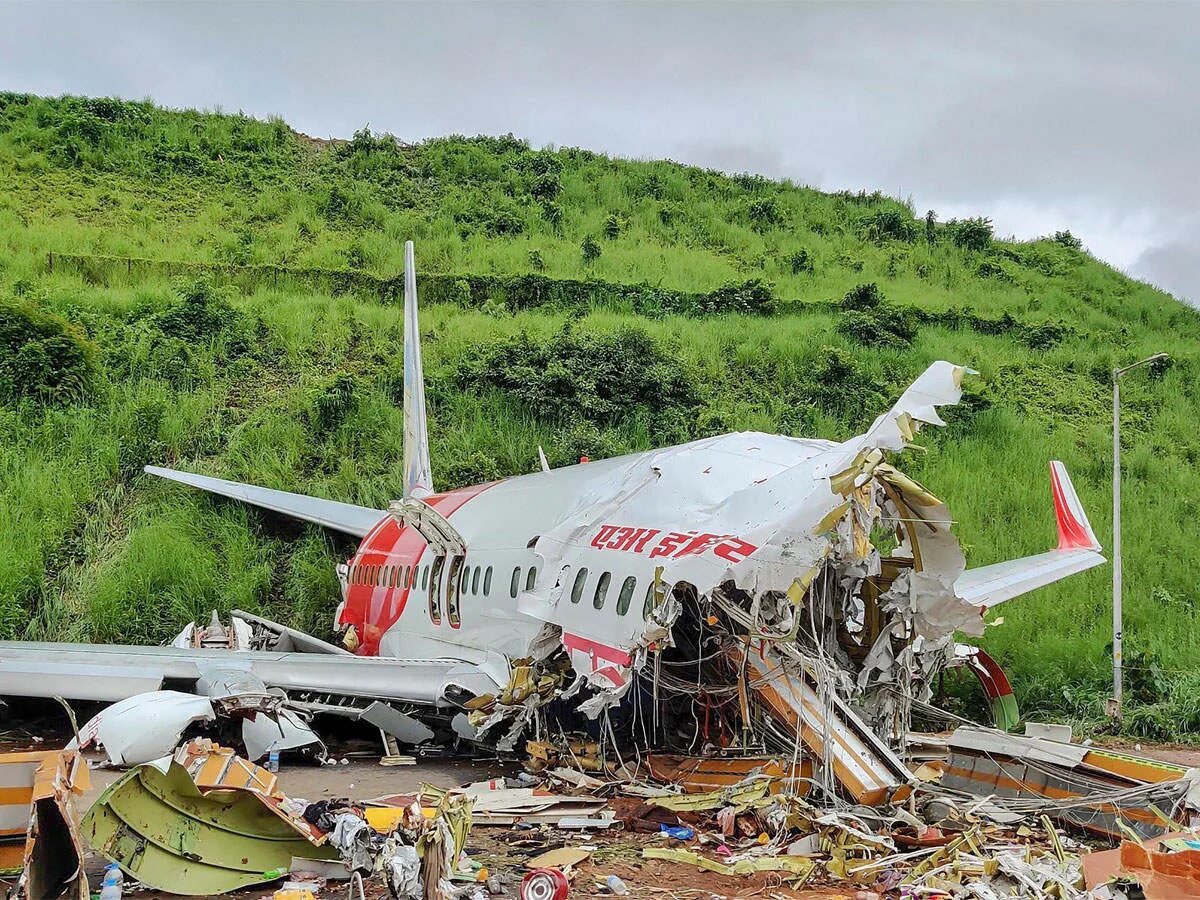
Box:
[82,741,337,894]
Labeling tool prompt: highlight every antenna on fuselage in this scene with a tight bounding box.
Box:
[403,240,434,499]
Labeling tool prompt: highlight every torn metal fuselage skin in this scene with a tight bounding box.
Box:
[473,361,1102,803]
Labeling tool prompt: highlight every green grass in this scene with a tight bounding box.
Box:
[1,93,1198,736]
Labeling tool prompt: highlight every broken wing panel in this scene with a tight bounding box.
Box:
[955,461,1104,610]
[145,466,382,538]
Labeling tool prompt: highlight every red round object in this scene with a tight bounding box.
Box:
[521,867,569,900]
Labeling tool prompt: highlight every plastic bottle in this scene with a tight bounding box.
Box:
[266,749,280,773]
[605,874,630,895]
[99,863,123,900]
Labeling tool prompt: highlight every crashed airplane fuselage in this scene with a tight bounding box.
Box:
[0,242,1105,778]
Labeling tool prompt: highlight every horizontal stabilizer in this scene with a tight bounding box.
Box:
[956,461,1104,609]
[145,466,382,538]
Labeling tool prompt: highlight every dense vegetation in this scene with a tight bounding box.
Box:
[2,93,1198,736]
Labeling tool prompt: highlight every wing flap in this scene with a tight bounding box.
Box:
[145,466,382,538]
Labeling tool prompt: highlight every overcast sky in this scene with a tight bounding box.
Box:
[2,1,1196,305]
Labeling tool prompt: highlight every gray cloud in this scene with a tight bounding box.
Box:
[1,1,1195,304]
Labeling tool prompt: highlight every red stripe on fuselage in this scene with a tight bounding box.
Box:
[341,481,497,656]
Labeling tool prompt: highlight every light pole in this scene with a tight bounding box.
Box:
[1110,352,1168,719]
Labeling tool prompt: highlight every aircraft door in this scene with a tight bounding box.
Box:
[428,554,445,624]
[445,555,463,628]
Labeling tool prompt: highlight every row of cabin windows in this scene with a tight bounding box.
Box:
[565,568,656,618]
[349,560,542,603]
[348,562,425,590]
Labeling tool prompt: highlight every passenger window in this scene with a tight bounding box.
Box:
[510,567,521,598]
[526,567,537,591]
[571,568,589,604]
[421,566,429,590]
[408,566,416,588]
[593,572,611,610]
[460,565,470,592]
[643,582,656,619]
[391,566,399,588]
[471,566,481,595]
[483,566,493,596]
[617,576,636,616]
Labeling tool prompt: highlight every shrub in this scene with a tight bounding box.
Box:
[924,210,937,245]
[947,217,993,251]
[603,214,621,240]
[528,249,546,271]
[457,324,701,433]
[306,373,357,433]
[840,282,884,311]
[148,279,247,345]
[1053,230,1082,250]
[746,197,781,231]
[789,249,813,275]
[861,207,916,243]
[581,235,602,265]
[0,297,97,404]
[838,306,918,349]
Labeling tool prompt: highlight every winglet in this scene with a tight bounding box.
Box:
[403,241,434,499]
[1049,461,1100,551]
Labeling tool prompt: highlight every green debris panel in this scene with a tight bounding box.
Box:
[81,761,337,895]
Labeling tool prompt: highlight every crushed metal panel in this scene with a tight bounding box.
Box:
[941,727,1194,840]
[70,691,215,766]
[241,707,326,763]
[82,758,337,894]
[0,751,90,898]
[740,646,912,806]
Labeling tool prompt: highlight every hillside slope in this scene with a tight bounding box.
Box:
[1,93,1197,733]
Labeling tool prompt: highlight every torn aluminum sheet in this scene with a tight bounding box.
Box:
[71,689,323,766]
[82,746,337,894]
[241,706,326,763]
[0,750,90,900]
[70,691,217,766]
[938,726,1199,840]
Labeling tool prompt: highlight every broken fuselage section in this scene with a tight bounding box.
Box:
[460,362,1100,801]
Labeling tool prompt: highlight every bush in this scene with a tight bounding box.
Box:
[789,249,813,275]
[147,279,248,346]
[838,306,918,349]
[746,197,781,231]
[840,282,884,311]
[1053,230,1082,250]
[457,324,701,434]
[581,235,601,265]
[306,374,357,433]
[947,217,993,251]
[0,297,97,404]
[861,207,916,243]
[603,214,621,240]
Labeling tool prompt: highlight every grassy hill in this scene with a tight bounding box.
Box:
[2,93,1198,736]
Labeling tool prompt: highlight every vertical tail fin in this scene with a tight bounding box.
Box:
[403,241,434,499]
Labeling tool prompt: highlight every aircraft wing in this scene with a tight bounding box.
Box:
[145,466,383,538]
[955,461,1105,610]
[0,641,498,705]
